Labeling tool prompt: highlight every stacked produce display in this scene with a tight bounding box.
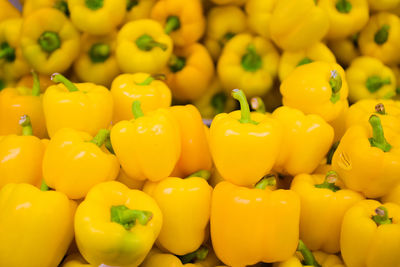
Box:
[1,0,400,266]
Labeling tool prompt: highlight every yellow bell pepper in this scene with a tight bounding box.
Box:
[359,12,400,65]
[346,56,397,102]
[116,19,173,74]
[341,200,400,267]
[0,0,20,21]
[43,73,113,138]
[0,115,46,189]
[291,171,364,254]
[110,100,181,181]
[328,34,361,67]
[116,168,145,190]
[281,61,349,123]
[0,18,29,82]
[62,253,94,267]
[74,181,162,267]
[73,32,120,87]
[269,0,329,52]
[210,0,246,5]
[0,72,46,138]
[204,5,247,61]
[68,0,125,35]
[278,42,337,82]
[245,0,276,40]
[165,43,214,101]
[20,8,80,75]
[169,105,212,178]
[124,0,156,22]
[329,100,349,142]
[42,128,119,199]
[150,0,205,47]
[143,170,212,255]
[391,65,400,96]
[23,0,69,17]
[141,246,221,267]
[218,33,280,98]
[368,0,400,11]
[211,179,300,266]
[318,0,369,40]
[272,106,335,176]
[17,72,54,93]
[332,115,400,198]
[0,183,76,267]
[210,89,282,187]
[111,72,171,123]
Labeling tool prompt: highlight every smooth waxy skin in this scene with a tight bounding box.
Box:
[245,0,276,39]
[328,37,361,67]
[124,0,156,22]
[62,253,93,267]
[273,251,345,267]
[0,183,76,267]
[0,0,20,21]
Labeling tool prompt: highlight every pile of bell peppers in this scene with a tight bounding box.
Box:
[1,0,400,266]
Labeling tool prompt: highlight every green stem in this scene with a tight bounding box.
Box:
[19,115,33,136]
[375,24,390,45]
[232,89,258,125]
[0,80,4,91]
[105,137,115,154]
[326,141,339,165]
[335,0,352,13]
[164,16,180,34]
[211,92,227,115]
[250,97,266,114]
[136,74,166,86]
[40,180,50,191]
[372,206,392,225]
[219,32,235,47]
[54,0,69,16]
[186,170,211,180]
[126,0,138,11]
[136,34,167,51]
[169,55,186,73]
[179,246,208,264]
[297,240,322,267]
[131,100,144,119]
[89,43,110,63]
[31,71,41,97]
[38,31,61,53]
[329,70,342,104]
[375,103,386,115]
[51,73,79,92]
[89,129,110,147]
[314,171,341,192]
[368,115,392,152]
[297,57,313,67]
[110,205,153,230]
[85,0,103,10]
[0,42,15,62]
[255,174,276,190]
[366,76,391,93]
[241,44,262,72]
[351,33,359,48]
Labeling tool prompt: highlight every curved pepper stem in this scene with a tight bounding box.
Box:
[241,44,262,72]
[232,89,258,125]
[54,0,69,16]
[369,115,392,152]
[110,205,153,230]
[136,34,167,51]
[297,240,322,267]
[326,141,339,165]
[211,92,227,115]
[372,206,392,225]
[0,42,15,62]
[131,100,144,119]
[40,180,50,191]
[329,70,342,104]
[90,129,110,147]
[375,103,386,115]
[126,0,138,11]
[250,97,266,114]
[366,75,391,93]
[219,32,235,47]
[186,170,211,180]
[19,115,33,136]
[336,0,352,13]
[89,43,110,63]
[38,31,61,53]
[136,74,166,86]
[169,55,186,73]
[165,16,181,34]
[375,24,390,45]
[51,73,79,92]
[314,171,341,192]
[85,0,103,10]
[179,246,209,264]
[31,70,41,97]
[255,174,276,190]
[297,57,313,67]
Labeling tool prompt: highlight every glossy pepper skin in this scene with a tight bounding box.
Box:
[0,0,20,21]
[124,0,156,22]
[116,168,145,190]
[0,18,29,82]
[170,105,213,178]
[291,171,364,254]
[165,43,214,101]
[0,72,46,138]
[210,89,282,187]
[151,0,205,47]
[211,180,300,266]
[74,181,162,267]
[278,42,336,82]
[111,101,181,181]
[73,32,120,87]
[43,73,113,138]
[111,72,171,123]
[368,0,400,11]
[346,56,396,102]
[116,19,173,74]
[318,0,369,40]
[218,33,280,98]
[332,115,400,198]
[0,183,76,267]
[269,0,329,52]
[143,171,212,255]
[0,115,46,189]
[341,200,400,267]
[22,0,70,17]
[359,12,400,65]
[68,0,125,35]
[204,5,247,61]
[272,106,334,176]
[20,8,80,75]
[61,253,94,267]
[281,61,349,123]
[42,128,119,199]
[328,34,361,67]
[245,0,276,39]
